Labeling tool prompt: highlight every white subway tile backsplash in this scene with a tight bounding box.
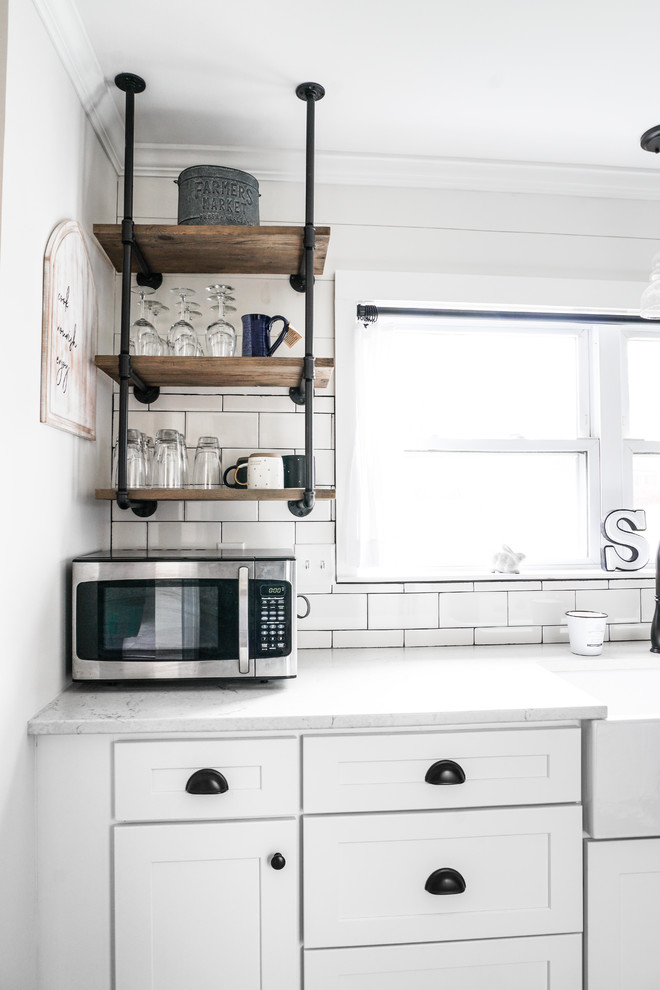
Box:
[222,521,296,549]
[642,588,655,622]
[260,413,332,449]
[474,581,542,592]
[508,590,575,626]
[405,582,473,593]
[295,521,335,544]
[475,626,542,645]
[184,501,258,522]
[404,628,474,647]
[609,623,650,641]
[223,395,295,413]
[186,412,259,448]
[333,630,404,648]
[369,594,438,629]
[120,409,186,438]
[299,593,367,631]
[335,583,404,594]
[147,522,221,549]
[542,580,608,591]
[298,630,333,649]
[112,522,147,549]
[112,499,183,523]
[440,592,507,628]
[542,625,570,644]
[575,588,640,623]
[153,394,223,413]
[259,500,332,522]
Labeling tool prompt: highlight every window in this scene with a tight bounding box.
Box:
[335,273,659,582]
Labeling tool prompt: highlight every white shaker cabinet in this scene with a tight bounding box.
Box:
[586,838,660,990]
[114,818,298,990]
[34,723,584,990]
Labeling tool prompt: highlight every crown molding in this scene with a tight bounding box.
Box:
[33,0,660,201]
[31,0,124,172]
[133,142,660,200]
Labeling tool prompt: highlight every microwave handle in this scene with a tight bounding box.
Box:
[238,566,249,674]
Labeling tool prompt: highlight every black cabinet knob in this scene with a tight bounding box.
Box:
[270,853,286,870]
[185,768,229,795]
[424,760,466,785]
[424,867,466,895]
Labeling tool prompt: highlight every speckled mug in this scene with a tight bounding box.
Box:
[247,453,284,489]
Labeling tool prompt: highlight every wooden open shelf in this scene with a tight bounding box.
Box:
[93,224,330,276]
[95,488,336,502]
[95,355,334,390]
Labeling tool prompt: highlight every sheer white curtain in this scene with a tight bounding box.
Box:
[337,320,407,577]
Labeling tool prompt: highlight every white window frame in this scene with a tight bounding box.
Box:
[335,270,651,582]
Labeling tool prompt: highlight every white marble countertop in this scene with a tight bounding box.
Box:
[27,641,653,735]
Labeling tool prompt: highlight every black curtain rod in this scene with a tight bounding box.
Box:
[356,304,650,326]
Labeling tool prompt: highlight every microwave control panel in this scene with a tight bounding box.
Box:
[254,582,292,657]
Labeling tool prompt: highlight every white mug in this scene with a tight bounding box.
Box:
[565,610,608,656]
[247,453,284,489]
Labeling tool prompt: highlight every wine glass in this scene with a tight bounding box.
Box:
[206,284,237,356]
[168,288,198,356]
[145,299,170,355]
[131,286,160,355]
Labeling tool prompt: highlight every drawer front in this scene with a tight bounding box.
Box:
[303,805,582,947]
[114,737,299,821]
[304,934,582,989]
[303,727,580,813]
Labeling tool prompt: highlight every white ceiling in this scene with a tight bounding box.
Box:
[36,0,660,192]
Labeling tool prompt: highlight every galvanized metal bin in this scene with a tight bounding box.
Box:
[175,166,260,225]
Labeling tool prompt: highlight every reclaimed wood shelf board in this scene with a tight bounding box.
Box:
[95,488,336,502]
[93,224,330,276]
[94,356,334,390]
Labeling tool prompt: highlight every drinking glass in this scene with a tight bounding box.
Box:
[177,432,189,486]
[140,433,154,486]
[112,429,146,488]
[131,286,161,355]
[206,284,237,356]
[153,429,183,487]
[192,436,222,487]
[168,288,199,356]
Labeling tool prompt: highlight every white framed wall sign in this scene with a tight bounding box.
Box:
[40,219,98,439]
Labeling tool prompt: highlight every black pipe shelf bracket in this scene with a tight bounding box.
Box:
[287,81,324,518]
[114,72,158,517]
[112,73,323,518]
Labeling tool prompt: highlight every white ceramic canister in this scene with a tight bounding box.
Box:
[247,452,284,489]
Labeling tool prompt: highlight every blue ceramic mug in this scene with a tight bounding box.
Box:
[241,313,289,356]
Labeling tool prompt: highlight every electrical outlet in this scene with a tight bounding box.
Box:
[295,545,335,594]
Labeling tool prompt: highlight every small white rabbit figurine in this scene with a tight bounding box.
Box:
[492,544,525,574]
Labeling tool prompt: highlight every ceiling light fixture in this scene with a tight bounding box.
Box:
[640,125,660,318]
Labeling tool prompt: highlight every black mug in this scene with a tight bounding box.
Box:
[283,454,314,488]
[223,457,248,488]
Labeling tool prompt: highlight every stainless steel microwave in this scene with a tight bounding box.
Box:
[72,549,296,681]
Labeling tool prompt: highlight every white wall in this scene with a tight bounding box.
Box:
[0,1,116,985]
[104,171,660,648]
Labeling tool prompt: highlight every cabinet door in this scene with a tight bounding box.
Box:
[115,818,299,990]
[586,837,660,989]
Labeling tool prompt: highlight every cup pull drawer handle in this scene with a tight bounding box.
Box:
[424,867,466,895]
[185,768,229,795]
[424,760,466,785]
